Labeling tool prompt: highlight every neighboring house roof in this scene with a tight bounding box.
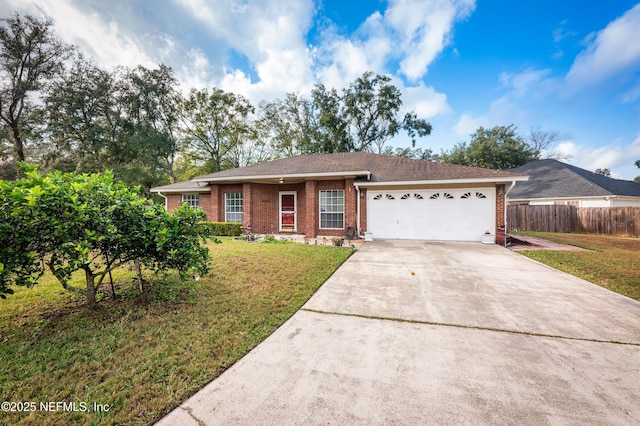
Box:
[152,152,527,192]
[506,159,640,200]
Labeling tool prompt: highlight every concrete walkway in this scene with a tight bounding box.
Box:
[157,241,640,425]
[508,234,590,251]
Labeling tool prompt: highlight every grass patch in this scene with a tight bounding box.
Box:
[514,232,640,301]
[0,239,352,425]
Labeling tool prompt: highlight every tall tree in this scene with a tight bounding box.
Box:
[181,88,254,172]
[44,62,183,190]
[258,72,432,156]
[440,125,538,169]
[342,72,432,153]
[119,64,182,186]
[0,13,72,163]
[255,94,309,157]
[43,55,113,173]
[310,84,350,153]
[526,126,566,160]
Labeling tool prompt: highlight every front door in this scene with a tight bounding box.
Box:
[279,192,297,232]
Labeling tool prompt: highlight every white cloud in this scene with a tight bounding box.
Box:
[453,113,485,137]
[401,83,451,118]
[175,0,316,102]
[557,135,640,179]
[567,4,640,88]
[176,49,216,93]
[316,38,372,88]
[386,0,475,80]
[1,0,467,121]
[3,0,156,69]
[315,0,476,83]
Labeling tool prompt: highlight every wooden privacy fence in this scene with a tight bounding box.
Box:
[507,205,640,237]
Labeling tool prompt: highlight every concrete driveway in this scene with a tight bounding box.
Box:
[157,241,640,425]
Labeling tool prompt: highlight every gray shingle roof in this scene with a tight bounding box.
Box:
[197,152,525,182]
[506,159,640,199]
[152,152,527,192]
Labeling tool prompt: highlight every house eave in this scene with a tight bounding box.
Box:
[357,176,528,187]
[150,187,211,194]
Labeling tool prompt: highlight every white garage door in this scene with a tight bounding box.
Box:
[367,188,496,241]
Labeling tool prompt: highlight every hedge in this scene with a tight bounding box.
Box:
[207,222,243,236]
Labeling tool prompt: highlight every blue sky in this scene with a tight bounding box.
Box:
[3,0,640,179]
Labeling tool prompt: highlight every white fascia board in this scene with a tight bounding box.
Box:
[150,187,211,193]
[356,176,528,187]
[193,170,371,183]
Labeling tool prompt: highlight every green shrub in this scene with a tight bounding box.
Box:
[208,222,243,236]
[0,165,212,307]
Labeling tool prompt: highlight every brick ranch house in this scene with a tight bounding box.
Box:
[151,152,528,244]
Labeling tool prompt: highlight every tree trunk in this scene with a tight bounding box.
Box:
[10,122,25,162]
[84,267,98,309]
[134,258,147,305]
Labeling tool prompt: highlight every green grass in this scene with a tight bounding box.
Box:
[0,239,353,425]
[514,232,640,301]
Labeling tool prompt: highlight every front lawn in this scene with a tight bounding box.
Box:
[514,232,640,301]
[0,239,352,425]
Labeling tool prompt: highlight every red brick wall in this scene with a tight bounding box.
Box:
[315,180,356,237]
[302,180,317,237]
[242,182,253,230]
[249,184,279,234]
[359,187,367,235]
[166,194,181,212]
[495,184,506,245]
[245,183,306,234]
[210,185,220,221]
[166,192,212,217]
[164,179,368,239]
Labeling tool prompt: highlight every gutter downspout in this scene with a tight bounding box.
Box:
[354,184,362,237]
[354,172,370,239]
[157,192,168,210]
[503,181,517,246]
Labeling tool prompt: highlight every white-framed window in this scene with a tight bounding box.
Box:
[319,190,344,229]
[182,193,200,208]
[225,192,243,223]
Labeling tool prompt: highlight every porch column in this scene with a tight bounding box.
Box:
[304,180,318,238]
[209,184,220,222]
[344,178,357,231]
[243,182,253,230]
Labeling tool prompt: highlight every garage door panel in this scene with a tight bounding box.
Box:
[367,188,495,241]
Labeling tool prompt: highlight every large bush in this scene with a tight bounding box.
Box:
[0,165,212,307]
